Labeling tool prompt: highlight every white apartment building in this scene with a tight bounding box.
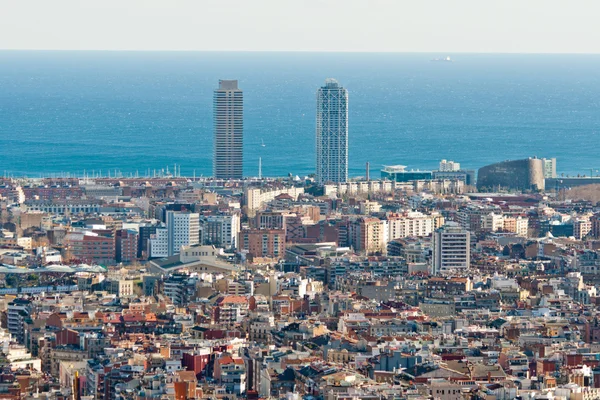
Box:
[439,159,461,172]
[245,186,304,212]
[432,223,470,275]
[148,228,169,258]
[324,180,395,197]
[359,200,381,214]
[166,211,200,256]
[481,213,505,232]
[387,212,434,240]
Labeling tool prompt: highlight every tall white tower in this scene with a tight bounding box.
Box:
[316,79,348,185]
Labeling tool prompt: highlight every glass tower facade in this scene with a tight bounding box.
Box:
[316,79,348,185]
[213,80,243,179]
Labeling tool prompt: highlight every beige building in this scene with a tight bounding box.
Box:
[359,200,381,214]
[245,186,304,213]
[118,280,135,297]
[574,218,592,240]
[503,216,529,237]
[354,218,386,255]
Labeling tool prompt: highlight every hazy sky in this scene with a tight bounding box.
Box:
[1,0,599,53]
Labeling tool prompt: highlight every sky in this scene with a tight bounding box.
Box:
[1,0,599,53]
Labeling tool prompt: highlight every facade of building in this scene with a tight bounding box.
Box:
[381,165,432,182]
[386,212,434,240]
[166,211,200,256]
[543,157,557,179]
[213,79,243,179]
[351,218,387,255]
[439,160,461,172]
[432,170,476,186]
[148,227,169,258]
[316,79,348,185]
[481,213,505,232]
[138,225,158,258]
[574,218,592,240]
[244,186,305,212]
[115,229,138,263]
[503,216,529,237]
[432,223,471,275]
[477,158,545,191]
[65,231,116,265]
[200,213,240,250]
[591,214,600,238]
[8,299,31,344]
[239,229,285,260]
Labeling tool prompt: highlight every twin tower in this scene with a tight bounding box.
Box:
[213,79,349,184]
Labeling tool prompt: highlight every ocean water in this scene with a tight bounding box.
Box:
[1,51,599,178]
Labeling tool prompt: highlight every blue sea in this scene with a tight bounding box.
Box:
[1,51,599,178]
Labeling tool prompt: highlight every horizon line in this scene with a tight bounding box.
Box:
[1,49,600,55]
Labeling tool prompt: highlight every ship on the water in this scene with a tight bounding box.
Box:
[431,56,453,62]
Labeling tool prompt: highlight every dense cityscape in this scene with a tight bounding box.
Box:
[1,71,600,400]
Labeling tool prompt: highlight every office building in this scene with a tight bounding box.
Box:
[148,228,169,258]
[200,212,241,250]
[166,211,200,256]
[381,165,432,182]
[432,223,470,275]
[213,79,243,179]
[316,78,348,185]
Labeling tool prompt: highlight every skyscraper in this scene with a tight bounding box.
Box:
[316,78,348,185]
[213,79,243,179]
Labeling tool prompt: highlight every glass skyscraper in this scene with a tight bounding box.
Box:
[213,79,243,179]
[316,78,348,185]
